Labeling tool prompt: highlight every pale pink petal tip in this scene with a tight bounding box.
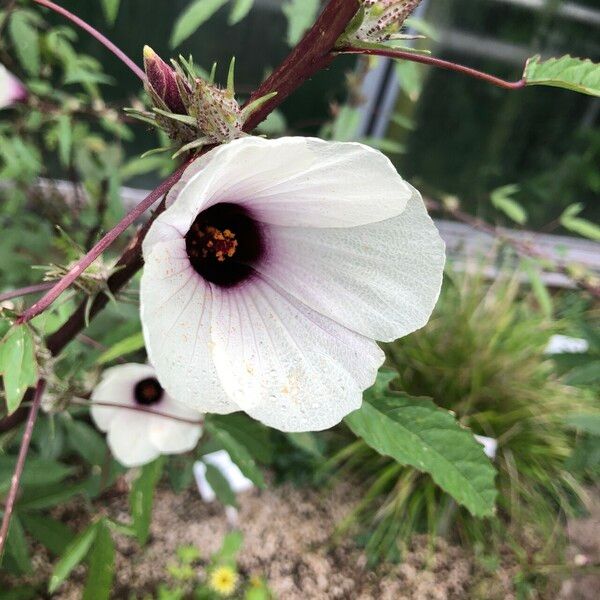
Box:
[0,64,28,108]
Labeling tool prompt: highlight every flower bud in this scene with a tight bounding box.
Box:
[129,52,275,156]
[350,0,422,44]
[0,64,28,109]
[143,46,186,114]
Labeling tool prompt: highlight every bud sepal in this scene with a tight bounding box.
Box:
[129,49,277,158]
[337,0,427,53]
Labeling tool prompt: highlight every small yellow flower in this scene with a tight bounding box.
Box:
[208,565,238,597]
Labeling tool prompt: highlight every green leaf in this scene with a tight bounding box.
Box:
[559,204,600,241]
[361,136,405,155]
[566,413,600,437]
[205,422,266,488]
[56,115,72,168]
[167,456,195,493]
[120,155,169,180]
[97,331,145,364]
[64,419,108,465]
[0,325,38,414]
[404,17,439,41]
[49,522,98,594]
[490,184,526,225]
[285,432,323,458]
[245,585,270,600]
[282,0,320,46]
[0,457,74,492]
[391,112,415,130]
[522,259,552,318]
[229,0,254,25]
[16,481,88,510]
[345,371,497,517]
[83,519,115,600]
[208,414,273,464]
[0,585,36,600]
[396,60,424,100]
[564,361,600,386]
[20,513,74,556]
[170,0,229,48]
[214,530,243,563]
[177,544,201,564]
[205,463,237,507]
[331,105,361,142]
[130,457,165,545]
[9,11,40,76]
[101,0,120,25]
[524,55,600,97]
[6,516,31,574]
[255,109,287,136]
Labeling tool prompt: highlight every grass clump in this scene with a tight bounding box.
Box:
[329,270,592,564]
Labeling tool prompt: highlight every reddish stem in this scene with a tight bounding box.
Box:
[0,282,53,304]
[0,379,45,557]
[337,46,527,90]
[32,0,145,82]
[46,202,167,356]
[244,0,360,130]
[73,399,203,425]
[16,163,189,325]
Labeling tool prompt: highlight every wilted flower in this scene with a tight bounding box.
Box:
[90,363,203,467]
[140,136,445,432]
[0,64,27,109]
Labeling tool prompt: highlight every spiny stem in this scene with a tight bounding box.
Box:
[71,398,203,425]
[337,46,527,90]
[0,282,53,304]
[16,163,190,325]
[0,379,46,557]
[32,0,145,82]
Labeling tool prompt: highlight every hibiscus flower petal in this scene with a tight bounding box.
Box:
[148,394,202,453]
[254,184,445,341]
[140,239,240,414]
[148,417,202,454]
[107,416,161,468]
[90,363,155,431]
[210,277,385,432]
[0,64,27,108]
[162,137,409,229]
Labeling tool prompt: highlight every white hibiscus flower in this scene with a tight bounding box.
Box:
[140,136,445,432]
[0,64,27,109]
[91,363,203,467]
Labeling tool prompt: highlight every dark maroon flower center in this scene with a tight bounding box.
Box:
[185,203,263,287]
[134,377,164,406]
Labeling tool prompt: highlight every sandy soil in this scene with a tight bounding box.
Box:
[4,482,599,599]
